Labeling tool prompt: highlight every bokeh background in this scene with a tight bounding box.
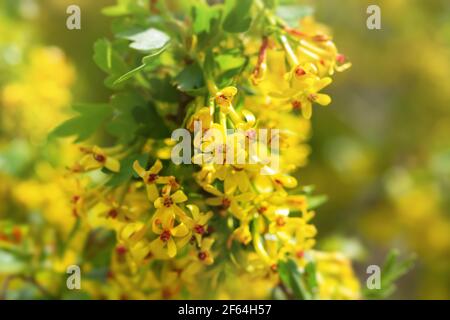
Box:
[1,0,449,299]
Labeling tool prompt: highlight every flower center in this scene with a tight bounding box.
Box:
[296,251,304,259]
[258,206,268,214]
[163,197,174,208]
[94,154,106,163]
[194,224,205,235]
[198,251,208,261]
[147,173,158,183]
[295,66,306,77]
[116,245,127,255]
[160,230,171,242]
[222,198,231,209]
[270,264,278,272]
[308,93,318,102]
[108,209,118,219]
[292,100,302,110]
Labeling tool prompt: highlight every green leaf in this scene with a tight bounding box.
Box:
[106,92,146,143]
[304,261,319,296]
[223,0,253,33]
[278,259,313,300]
[307,195,328,210]
[93,38,131,87]
[216,53,248,86]
[93,39,127,75]
[191,2,221,34]
[82,229,116,269]
[149,76,180,103]
[132,103,171,139]
[174,62,206,95]
[277,259,292,287]
[275,5,313,27]
[113,53,161,85]
[363,249,416,299]
[120,28,170,54]
[50,103,112,142]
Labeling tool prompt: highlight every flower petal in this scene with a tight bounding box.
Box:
[105,157,120,172]
[172,190,188,203]
[150,159,163,174]
[146,184,159,202]
[167,238,177,258]
[171,223,189,237]
[133,160,146,178]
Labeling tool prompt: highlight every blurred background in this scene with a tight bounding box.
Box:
[0,0,449,299]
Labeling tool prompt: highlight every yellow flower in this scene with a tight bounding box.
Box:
[231,221,253,245]
[272,69,332,120]
[215,86,238,110]
[133,160,171,201]
[187,107,213,132]
[150,212,190,258]
[253,173,298,194]
[182,205,213,245]
[154,188,188,219]
[203,184,254,218]
[77,146,120,172]
[196,238,215,265]
[88,201,123,229]
[292,77,332,119]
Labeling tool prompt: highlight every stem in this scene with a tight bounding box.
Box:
[279,34,299,66]
[255,0,299,67]
[279,282,295,300]
[59,217,81,256]
[206,78,218,96]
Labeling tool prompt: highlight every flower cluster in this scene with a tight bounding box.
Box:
[1,0,364,300]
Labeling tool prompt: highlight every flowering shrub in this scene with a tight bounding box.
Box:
[1,0,416,300]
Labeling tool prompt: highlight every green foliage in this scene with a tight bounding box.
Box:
[278,259,318,300]
[191,2,221,34]
[93,38,129,87]
[307,195,328,210]
[175,62,206,95]
[50,103,111,142]
[363,250,416,299]
[223,0,254,33]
